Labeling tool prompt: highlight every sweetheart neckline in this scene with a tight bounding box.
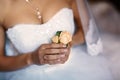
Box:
[6,8,72,32]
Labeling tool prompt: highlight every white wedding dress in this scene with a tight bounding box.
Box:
[4,8,113,80]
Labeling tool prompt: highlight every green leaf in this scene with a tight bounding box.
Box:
[56,31,62,36]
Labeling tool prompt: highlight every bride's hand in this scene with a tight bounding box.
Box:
[30,43,71,65]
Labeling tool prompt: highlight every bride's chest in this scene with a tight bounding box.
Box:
[5,8,75,53]
[6,24,74,53]
[3,0,70,29]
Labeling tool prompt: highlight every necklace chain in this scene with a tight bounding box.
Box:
[25,0,42,20]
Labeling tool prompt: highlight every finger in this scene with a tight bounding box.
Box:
[42,48,68,55]
[45,54,68,65]
[59,50,70,64]
[45,59,63,65]
[40,43,67,49]
[43,55,68,65]
[60,55,69,64]
[44,54,60,60]
[40,49,70,64]
[44,54,65,60]
[37,49,67,64]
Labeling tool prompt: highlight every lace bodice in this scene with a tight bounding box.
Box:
[5,8,75,56]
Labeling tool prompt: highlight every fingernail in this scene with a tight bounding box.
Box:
[62,44,67,47]
[57,59,61,61]
[64,49,68,52]
[61,55,65,58]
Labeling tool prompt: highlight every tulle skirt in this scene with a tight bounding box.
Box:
[5,45,113,80]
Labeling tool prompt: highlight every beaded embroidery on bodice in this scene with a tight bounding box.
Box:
[6,8,75,56]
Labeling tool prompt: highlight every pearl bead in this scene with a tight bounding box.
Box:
[38,16,42,19]
[25,0,42,20]
[25,0,29,2]
[37,11,40,15]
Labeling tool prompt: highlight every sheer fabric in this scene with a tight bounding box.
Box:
[76,0,103,56]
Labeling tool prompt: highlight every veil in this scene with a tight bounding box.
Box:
[75,0,103,56]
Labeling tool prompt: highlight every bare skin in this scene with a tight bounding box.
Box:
[0,0,85,71]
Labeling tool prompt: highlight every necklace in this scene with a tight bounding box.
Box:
[25,0,42,20]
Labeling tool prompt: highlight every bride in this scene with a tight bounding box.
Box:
[0,0,113,80]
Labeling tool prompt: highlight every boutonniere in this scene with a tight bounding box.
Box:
[52,31,72,44]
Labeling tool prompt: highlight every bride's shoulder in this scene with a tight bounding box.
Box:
[0,0,12,24]
[0,0,11,8]
[66,0,75,4]
[65,0,76,8]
